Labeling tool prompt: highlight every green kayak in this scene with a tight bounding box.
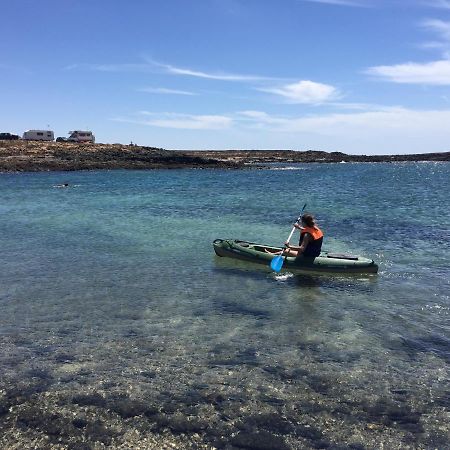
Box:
[213,239,378,274]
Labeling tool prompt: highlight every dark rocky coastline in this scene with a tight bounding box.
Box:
[0,141,449,172]
[0,141,241,172]
[186,149,450,164]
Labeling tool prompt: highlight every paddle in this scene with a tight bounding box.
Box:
[270,203,307,273]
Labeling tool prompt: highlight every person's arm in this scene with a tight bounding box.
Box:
[285,233,312,253]
[284,223,303,250]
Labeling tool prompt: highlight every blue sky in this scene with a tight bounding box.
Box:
[2,0,450,154]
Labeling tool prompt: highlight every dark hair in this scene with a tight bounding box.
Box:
[301,213,315,227]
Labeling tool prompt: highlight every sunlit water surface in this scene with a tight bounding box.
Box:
[0,163,449,449]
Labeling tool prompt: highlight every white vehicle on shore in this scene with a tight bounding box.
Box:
[67,130,95,143]
[22,130,54,141]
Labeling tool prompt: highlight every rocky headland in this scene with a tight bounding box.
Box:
[0,141,241,172]
[0,140,449,172]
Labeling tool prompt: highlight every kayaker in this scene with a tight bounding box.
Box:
[267,213,323,258]
[286,213,323,257]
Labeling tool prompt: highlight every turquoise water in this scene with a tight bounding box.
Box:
[0,163,449,449]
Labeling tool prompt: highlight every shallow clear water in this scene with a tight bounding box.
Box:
[0,163,449,449]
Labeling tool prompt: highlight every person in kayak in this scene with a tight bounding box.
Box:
[287,213,324,257]
[267,213,324,257]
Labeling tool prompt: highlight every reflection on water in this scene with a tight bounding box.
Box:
[213,254,378,291]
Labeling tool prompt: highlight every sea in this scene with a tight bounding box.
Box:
[0,162,449,449]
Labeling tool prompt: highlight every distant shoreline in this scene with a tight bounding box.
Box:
[0,141,449,172]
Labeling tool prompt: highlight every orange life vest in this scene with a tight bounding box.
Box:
[299,225,324,257]
[300,226,324,241]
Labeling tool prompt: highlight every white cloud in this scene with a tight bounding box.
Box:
[232,107,450,136]
[112,107,450,153]
[150,115,231,130]
[139,87,196,96]
[327,101,388,110]
[260,80,340,104]
[151,60,271,82]
[366,16,450,85]
[277,107,437,134]
[65,58,278,83]
[420,18,450,56]
[422,19,450,42]
[236,110,288,126]
[366,59,450,84]
[234,107,450,153]
[238,110,272,120]
[132,112,232,130]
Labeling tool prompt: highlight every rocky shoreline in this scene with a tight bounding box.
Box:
[0,141,241,172]
[186,149,450,164]
[0,141,449,172]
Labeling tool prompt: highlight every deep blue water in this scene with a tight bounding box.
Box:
[0,163,449,449]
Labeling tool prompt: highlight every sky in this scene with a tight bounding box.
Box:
[2,0,450,154]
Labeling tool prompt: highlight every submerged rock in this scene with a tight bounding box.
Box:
[72,393,107,408]
[68,443,93,450]
[230,430,290,450]
[363,400,424,433]
[0,401,10,417]
[16,407,77,438]
[236,413,295,435]
[109,399,151,418]
[167,414,208,434]
[72,417,88,429]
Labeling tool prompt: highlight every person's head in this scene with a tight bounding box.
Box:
[301,213,316,227]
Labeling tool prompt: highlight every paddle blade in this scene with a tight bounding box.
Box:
[270,255,284,272]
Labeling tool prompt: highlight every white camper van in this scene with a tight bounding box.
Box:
[22,130,54,141]
[67,130,95,143]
